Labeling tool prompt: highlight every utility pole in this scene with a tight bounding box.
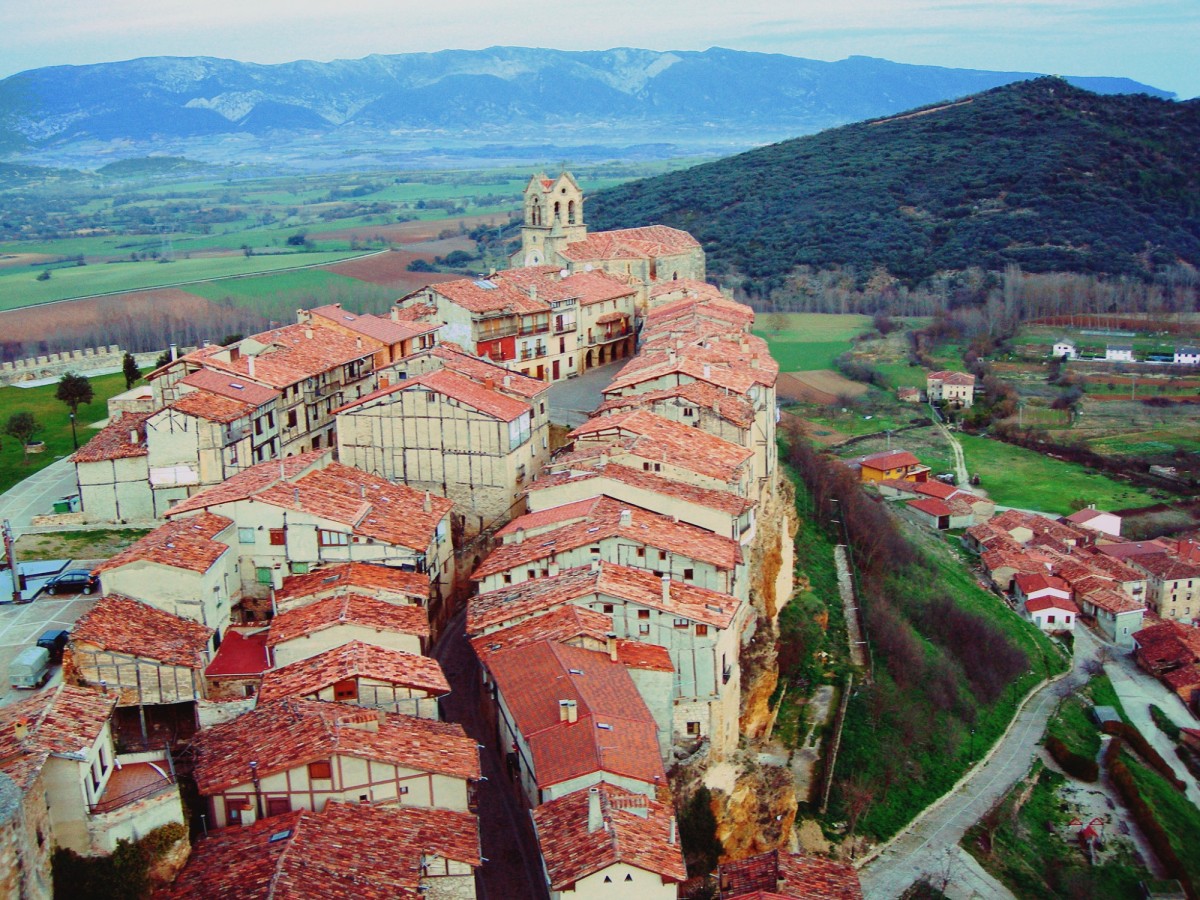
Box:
[4,519,21,602]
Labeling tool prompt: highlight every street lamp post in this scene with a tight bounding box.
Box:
[69,412,77,450]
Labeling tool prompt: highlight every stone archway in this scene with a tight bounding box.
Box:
[585,349,594,369]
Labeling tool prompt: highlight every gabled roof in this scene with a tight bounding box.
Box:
[594,380,756,429]
[204,629,272,678]
[559,269,638,306]
[471,496,742,582]
[1129,551,1200,582]
[308,303,435,345]
[268,593,430,647]
[1065,508,1115,525]
[469,560,741,634]
[532,783,686,889]
[1014,573,1071,595]
[559,224,700,262]
[719,849,863,900]
[603,344,775,396]
[470,605,614,659]
[72,411,151,463]
[179,367,280,406]
[1025,596,1080,615]
[1080,587,1144,615]
[274,562,430,606]
[71,595,213,668]
[570,409,752,484]
[431,343,549,398]
[427,276,550,315]
[0,685,117,790]
[164,450,326,517]
[94,511,232,575]
[496,497,606,539]
[856,450,922,471]
[927,370,976,386]
[258,641,449,703]
[337,367,532,421]
[528,463,756,518]
[191,698,479,793]
[908,497,952,518]
[169,389,256,425]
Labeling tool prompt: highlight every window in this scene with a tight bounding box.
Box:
[308,760,332,780]
[674,618,688,629]
[256,567,273,585]
[1047,615,1056,624]
[311,434,321,450]
[639,622,650,635]
[637,610,650,619]
[287,409,298,428]
[244,685,257,698]
[683,567,694,580]
[266,797,291,818]
[269,528,285,546]
[540,402,546,415]
[503,573,512,584]
[636,547,645,558]
[238,528,255,544]
[426,391,436,403]
[334,680,357,701]
[290,562,309,575]
[603,604,614,614]
[696,624,709,636]
[686,721,700,736]
[318,529,349,547]
[683,407,694,417]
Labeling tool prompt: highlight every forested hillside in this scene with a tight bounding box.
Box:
[588,79,1200,295]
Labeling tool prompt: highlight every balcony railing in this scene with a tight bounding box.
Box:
[589,327,632,346]
[518,324,550,336]
[554,323,578,334]
[520,347,548,361]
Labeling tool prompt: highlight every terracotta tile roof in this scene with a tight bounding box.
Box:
[432,343,549,398]
[604,346,773,396]
[205,629,272,678]
[179,367,280,406]
[192,698,479,793]
[428,275,550,315]
[908,497,952,518]
[268,593,431,647]
[1065,508,1112,525]
[274,563,430,606]
[164,450,326,517]
[0,685,117,790]
[719,850,863,899]
[1025,596,1080,615]
[338,367,531,421]
[72,411,151,463]
[616,641,675,672]
[159,800,476,900]
[1077,551,1144,584]
[170,389,256,424]
[1095,539,1173,560]
[913,481,962,500]
[167,455,452,552]
[1014,573,1071,595]
[182,322,375,389]
[1081,587,1144,615]
[495,497,605,539]
[595,381,756,428]
[532,783,686,889]
[470,606,613,659]
[529,464,756,518]
[71,595,213,668]
[927,370,976,386]
[1129,551,1200,582]
[468,561,741,634]
[857,450,922,471]
[392,302,438,323]
[471,496,742,582]
[94,511,233,574]
[559,270,637,306]
[594,311,627,325]
[308,303,433,345]
[258,641,449,703]
[570,409,752,484]
[487,640,664,789]
[1134,621,1200,666]
[559,224,700,262]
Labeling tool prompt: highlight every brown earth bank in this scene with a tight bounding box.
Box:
[777,371,869,406]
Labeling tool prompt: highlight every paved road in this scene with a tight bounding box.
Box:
[859,652,1085,899]
[0,455,79,535]
[544,360,623,428]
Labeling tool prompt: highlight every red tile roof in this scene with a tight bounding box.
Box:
[0,685,117,791]
[308,303,434,346]
[470,605,614,659]
[1014,573,1071,595]
[179,367,280,406]
[274,562,430,606]
[1129,551,1200,582]
[164,450,326,517]
[927,370,976,386]
[258,641,449,703]
[487,641,663,789]
[495,497,605,539]
[1081,587,1144,615]
[559,224,700,262]
[595,381,756,428]
[181,322,374,389]
[71,411,151,463]
[858,450,922,471]
[170,389,255,425]
[529,463,756,518]
[468,561,741,634]
[616,641,675,673]
[268,593,430,647]
[471,496,742,582]
[570,409,752,484]
[428,276,550,315]
[1133,620,1200,666]
[1025,596,1080,615]
[559,270,637,306]
[532,783,686,889]
[719,849,863,900]
[604,345,774,396]
[337,367,532,421]
[72,595,213,668]
[192,698,479,793]
[158,800,478,900]
[205,629,272,678]
[94,511,233,575]
[432,344,549,399]
[908,497,952,518]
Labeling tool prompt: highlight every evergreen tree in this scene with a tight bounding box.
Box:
[55,372,94,415]
[121,352,141,389]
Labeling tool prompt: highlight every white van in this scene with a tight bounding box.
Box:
[10,646,50,689]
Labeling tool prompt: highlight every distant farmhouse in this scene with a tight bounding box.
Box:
[926,370,976,407]
[1052,338,1077,359]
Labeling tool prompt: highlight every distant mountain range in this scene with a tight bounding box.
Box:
[0,47,1173,169]
[588,79,1200,285]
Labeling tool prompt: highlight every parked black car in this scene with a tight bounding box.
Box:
[42,569,98,595]
[36,629,70,663]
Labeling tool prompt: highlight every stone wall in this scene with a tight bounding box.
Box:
[0,346,170,386]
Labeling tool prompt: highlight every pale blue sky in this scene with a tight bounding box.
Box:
[2,0,1196,98]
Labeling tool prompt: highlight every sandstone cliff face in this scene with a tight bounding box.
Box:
[708,758,798,860]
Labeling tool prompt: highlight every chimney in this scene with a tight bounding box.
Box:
[503,375,512,388]
[606,633,618,662]
[356,337,363,350]
[484,377,495,391]
[514,527,525,544]
[703,364,711,379]
[229,346,241,362]
[169,343,178,361]
[390,307,400,322]
[379,374,390,389]
[423,491,432,513]
[619,509,632,527]
[750,357,760,369]
[529,285,537,302]
[305,328,313,340]
[247,356,256,379]
[548,561,560,577]
[669,816,677,845]
[587,787,602,833]
[559,700,572,722]
[13,718,28,742]
[130,429,139,444]
[590,558,600,573]
[661,574,671,603]
[293,487,300,505]
[598,451,609,467]
[567,700,578,724]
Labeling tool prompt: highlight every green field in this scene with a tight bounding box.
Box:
[0,372,128,495]
[186,268,365,303]
[0,251,366,310]
[874,360,929,389]
[753,313,871,372]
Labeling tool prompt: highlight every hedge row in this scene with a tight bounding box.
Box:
[1105,740,1195,899]
[1177,746,1200,782]
[1101,720,1187,791]
[1045,735,1098,782]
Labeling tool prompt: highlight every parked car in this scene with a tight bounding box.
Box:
[10,646,50,689]
[42,569,98,595]
[36,629,70,664]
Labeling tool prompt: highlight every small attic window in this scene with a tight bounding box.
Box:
[268,830,292,844]
[596,722,613,730]
[568,668,584,675]
[230,382,245,390]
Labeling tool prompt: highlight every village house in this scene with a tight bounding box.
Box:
[1105,344,1135,362]
[1175,346,1200,366]
[0,685,184,857]
[906,496,973,530]
[1052,339,1077,360]
[203,628,272,702]
[160,800,480,900]
[162,451,456,628]
[298,302,439,369]
[468,560,747,755]
[530,783,686,900]
[267,592,431,667]
[72,412,156,523]
[191,698,480,828]
[717,849,863,900]
[1063,506,1122,538]
[1076,586,1145,646]
[1125,550,1200,626]
[482,640,666,807]
[849,449,931,483]
[926,370,976,408]
[897,386,921,402]
[92,512,237,636]
[1133,621,1200,709]
[1023,595,1079,633]
[876,479,994,525]
[257,640,448,719]
[336,343,550,537]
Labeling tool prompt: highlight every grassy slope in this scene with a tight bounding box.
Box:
[753,313,871,372]
[0,372,127,494]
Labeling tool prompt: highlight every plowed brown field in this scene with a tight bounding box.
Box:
[308,213,511,243]
[777,370,870,405]
[328,252,462,291]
